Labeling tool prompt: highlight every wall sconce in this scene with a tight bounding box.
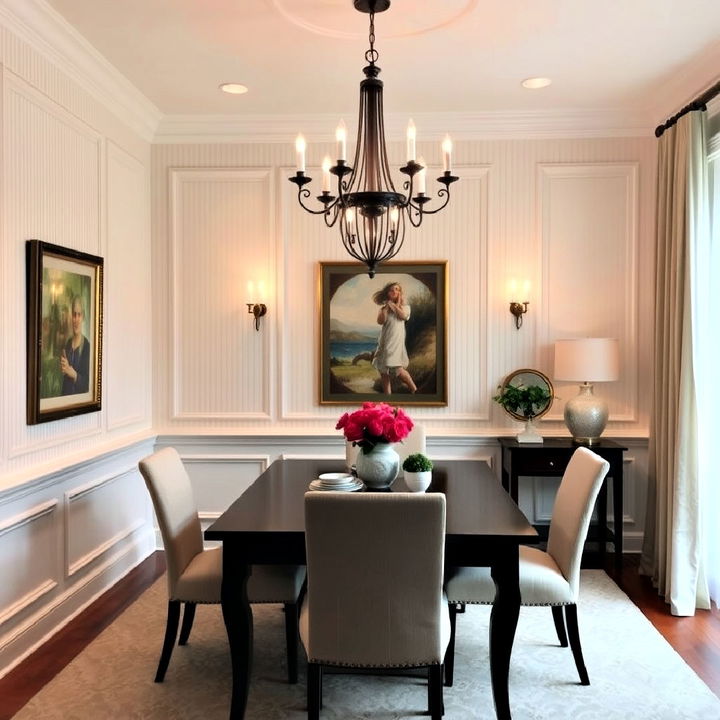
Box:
[246,302,267,331]
[508,279,530,329]
[247,280,267,331]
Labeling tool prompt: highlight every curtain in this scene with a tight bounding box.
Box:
[640,111,711,616]
[703,133,720,606]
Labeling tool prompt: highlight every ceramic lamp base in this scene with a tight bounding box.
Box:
[564,383,608,444]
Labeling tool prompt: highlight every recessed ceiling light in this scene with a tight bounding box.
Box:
[521,77,552,90]
[219,83,249,95]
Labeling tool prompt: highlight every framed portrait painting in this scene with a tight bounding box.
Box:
[320,261,447,405]
[26,240,104,424]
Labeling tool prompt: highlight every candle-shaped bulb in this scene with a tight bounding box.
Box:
[336,119,347,162]
[389,206,399,229]
[442,134,452,173]
[321,156,332,192]
[406,119,416,162]
[416,156,427,194]
[295,134,306,173]
[345,208,356,232]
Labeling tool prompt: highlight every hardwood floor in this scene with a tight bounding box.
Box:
[0,552,718,718]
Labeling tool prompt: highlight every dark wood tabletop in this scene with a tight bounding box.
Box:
[205,459,538,565]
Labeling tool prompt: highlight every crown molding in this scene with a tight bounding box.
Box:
[154,108,654,144]
[0,0,161,142]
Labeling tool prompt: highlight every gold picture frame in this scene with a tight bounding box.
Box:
[319,261,448,406]
[26,240,104,424]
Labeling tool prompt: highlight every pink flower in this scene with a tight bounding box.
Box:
[336,402,413,450]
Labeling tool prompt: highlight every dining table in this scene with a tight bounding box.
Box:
[205,458,538,720]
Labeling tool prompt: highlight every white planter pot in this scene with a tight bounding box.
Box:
[404,470,432,493]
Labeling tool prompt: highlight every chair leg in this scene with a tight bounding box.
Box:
[307,662,322,720]
[564,604,590,685]
[428,664,444,719]
[444,602,457,687]
[284,602,299,684]
[551,605,568,647]
[155,600,181,682]
[178,602,196,646]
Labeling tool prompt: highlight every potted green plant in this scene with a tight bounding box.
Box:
[402,453,433,492]
[493,370,554,444]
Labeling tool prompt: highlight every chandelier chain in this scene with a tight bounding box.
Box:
[365,12,379,65]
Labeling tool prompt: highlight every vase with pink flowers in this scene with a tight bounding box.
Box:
[336,402,414,489]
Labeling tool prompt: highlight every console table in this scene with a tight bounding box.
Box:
[498,438,627,569]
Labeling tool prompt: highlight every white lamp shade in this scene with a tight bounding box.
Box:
[554,338,620,383]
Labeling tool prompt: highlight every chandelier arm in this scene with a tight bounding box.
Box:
[296,187,340,215]
[323,204,341,228]
[412,186,452,216]
[404,203,425,228]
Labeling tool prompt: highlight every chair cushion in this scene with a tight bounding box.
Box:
[444,546,575,607]
[299,591,451,668]
[173,547,306,605]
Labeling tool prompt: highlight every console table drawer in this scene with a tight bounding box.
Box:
[505,449,571,475]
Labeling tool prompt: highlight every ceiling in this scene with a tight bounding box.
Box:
[46,0,720,124]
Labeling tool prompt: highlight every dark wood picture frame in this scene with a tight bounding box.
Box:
[26,240,104,424]
[319,261,448,406]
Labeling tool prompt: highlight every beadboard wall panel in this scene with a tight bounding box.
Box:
[1,25,152,478]
[152,137,655,437]
[105,141,151,431]
[538,163,639,424]
[169,168,273,420]
[3,70,103,461]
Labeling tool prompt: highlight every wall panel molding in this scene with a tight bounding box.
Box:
[538,162,639,426]
[169,168,273,421]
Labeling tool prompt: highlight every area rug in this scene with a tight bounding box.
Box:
[12,571,720,719]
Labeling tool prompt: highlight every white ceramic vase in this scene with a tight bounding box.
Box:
[405,470,432,492]
[355,443,400,489]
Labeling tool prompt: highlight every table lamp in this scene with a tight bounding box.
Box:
[554,338,620,445]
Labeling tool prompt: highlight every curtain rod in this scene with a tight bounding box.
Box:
[655,78,720,138]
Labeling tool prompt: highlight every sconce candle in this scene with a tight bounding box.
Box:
[295,134,306,173]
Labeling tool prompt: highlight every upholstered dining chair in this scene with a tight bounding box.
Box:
[444,446,610,687]
[301,491,449,720]
[139,447,306,683]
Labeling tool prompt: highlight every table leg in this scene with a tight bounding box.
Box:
[490,544,520,720]
[221,548,253,719]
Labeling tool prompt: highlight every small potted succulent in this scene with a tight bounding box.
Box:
[402,453,433,493]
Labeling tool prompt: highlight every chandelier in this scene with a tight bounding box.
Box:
[288,0,459,277]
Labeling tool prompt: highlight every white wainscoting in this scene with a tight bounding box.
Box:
[0,437,155,680]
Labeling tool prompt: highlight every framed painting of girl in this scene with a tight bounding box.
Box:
[319,261,447,405]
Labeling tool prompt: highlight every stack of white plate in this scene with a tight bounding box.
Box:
[308,472,364,492]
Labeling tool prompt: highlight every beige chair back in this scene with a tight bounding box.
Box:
[395,423,426,465]
[547,447,610,598]
[139,447,203,599]
[303,491,446,667]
